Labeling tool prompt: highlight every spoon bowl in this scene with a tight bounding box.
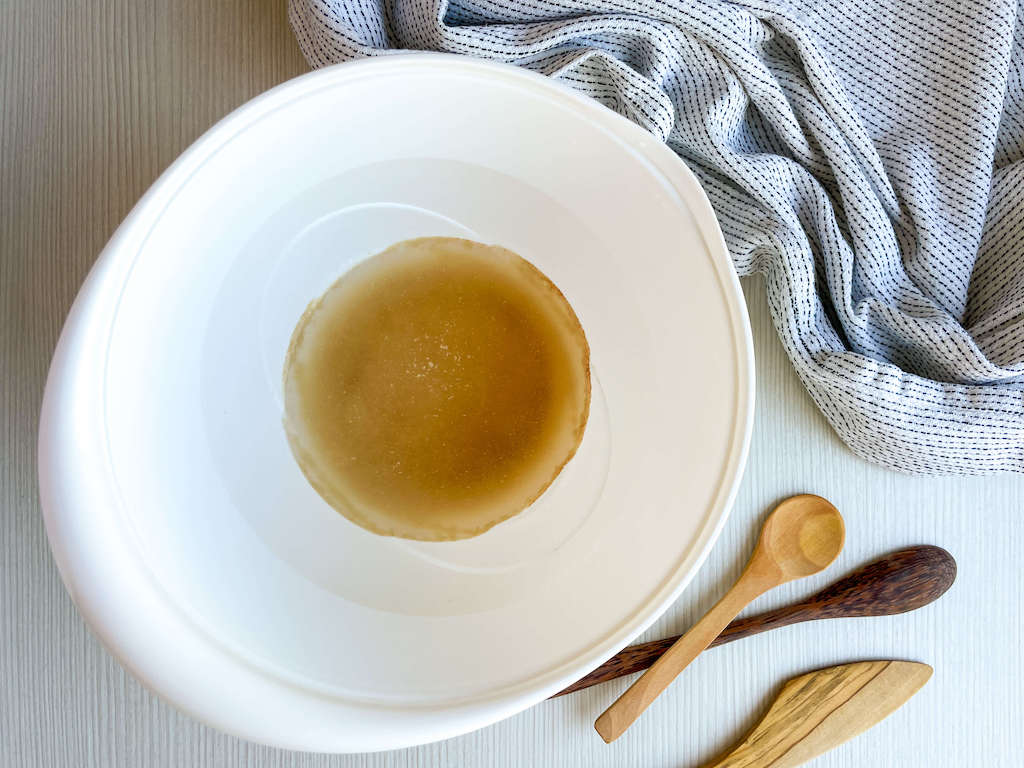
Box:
[757,494,846,581]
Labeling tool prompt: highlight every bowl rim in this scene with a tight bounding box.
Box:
[38,53,755,753]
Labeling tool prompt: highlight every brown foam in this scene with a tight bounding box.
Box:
[283,237,591,541]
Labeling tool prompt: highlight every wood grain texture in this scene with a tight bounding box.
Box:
[2,3,1024,767]
[705,661,933,768]
[556,546,956,697]
[595,496,845,743]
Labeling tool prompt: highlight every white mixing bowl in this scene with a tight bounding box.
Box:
[39,54,754,752]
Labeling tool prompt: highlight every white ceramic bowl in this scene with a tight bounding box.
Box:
[39,55,754,752]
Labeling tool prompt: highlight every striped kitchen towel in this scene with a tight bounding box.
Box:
[288,0,1024,474]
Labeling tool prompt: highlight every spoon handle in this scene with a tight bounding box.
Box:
[595,574,768,743]
[555,604,808,697]
[555,546,955,698]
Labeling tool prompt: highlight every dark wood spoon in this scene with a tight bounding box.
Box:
[554,545,955,697]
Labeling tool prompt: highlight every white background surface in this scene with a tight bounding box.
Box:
[3,2,1023,765]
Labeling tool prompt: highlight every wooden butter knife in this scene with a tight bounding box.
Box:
[703,660,932,767]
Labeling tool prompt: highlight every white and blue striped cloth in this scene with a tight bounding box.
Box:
[288,0,1024,474]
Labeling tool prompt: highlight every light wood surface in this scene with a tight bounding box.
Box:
[557,546,955,697]
[705,661,933,768]
[595,496,845,742]
[3,2,1024,766]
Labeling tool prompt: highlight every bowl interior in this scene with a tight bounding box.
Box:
[65,58,750,730]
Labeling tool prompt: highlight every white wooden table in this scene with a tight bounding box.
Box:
[3,3,1022,765]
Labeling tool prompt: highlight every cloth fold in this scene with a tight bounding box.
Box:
[289,0,1024,473]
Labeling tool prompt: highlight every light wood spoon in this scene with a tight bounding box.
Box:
[594,494,845,743]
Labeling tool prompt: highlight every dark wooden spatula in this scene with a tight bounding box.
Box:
[554,545,955,698]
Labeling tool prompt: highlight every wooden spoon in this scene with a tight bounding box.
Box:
[555,545,954,697]
[703,660,932,767]
[594,494,845,743]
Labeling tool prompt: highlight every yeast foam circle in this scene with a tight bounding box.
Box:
[282,237,591,541]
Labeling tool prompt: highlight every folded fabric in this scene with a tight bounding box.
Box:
[288,0,1024,474]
